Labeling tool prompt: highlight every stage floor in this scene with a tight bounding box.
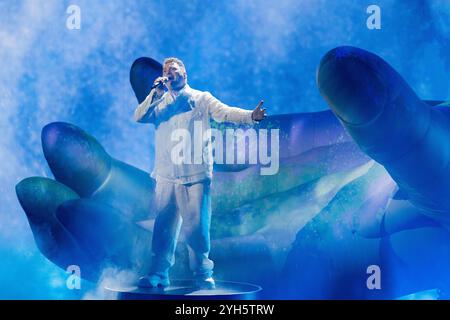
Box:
[105,279,262,300]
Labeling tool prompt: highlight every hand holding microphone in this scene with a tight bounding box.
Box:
[151,76,168,98]
[152,76,169,89]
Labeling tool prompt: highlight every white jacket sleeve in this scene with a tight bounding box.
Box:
[204,92,254,125]
[134,89,164,123]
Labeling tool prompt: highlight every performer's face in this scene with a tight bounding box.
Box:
[163,62,186,90]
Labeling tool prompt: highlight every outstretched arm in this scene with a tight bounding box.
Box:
[206,92,266,125]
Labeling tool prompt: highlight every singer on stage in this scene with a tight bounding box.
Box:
[134,57,266,289]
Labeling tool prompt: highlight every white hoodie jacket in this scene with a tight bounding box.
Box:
[134,84,254,184]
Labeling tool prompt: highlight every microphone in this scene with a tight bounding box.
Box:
[150,77,169,90]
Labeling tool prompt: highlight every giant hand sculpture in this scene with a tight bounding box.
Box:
[15,48,450,299]
[283,46,450,299]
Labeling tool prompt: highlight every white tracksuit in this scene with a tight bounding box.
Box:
[134,84,254,278]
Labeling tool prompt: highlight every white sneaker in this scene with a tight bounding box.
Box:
[195,277,216,290]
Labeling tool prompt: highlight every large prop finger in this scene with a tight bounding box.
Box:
[42,122,155,221]
[15,177,96,280]
[317,46,450,227]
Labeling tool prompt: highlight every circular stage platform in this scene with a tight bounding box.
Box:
[105,279,262,300]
